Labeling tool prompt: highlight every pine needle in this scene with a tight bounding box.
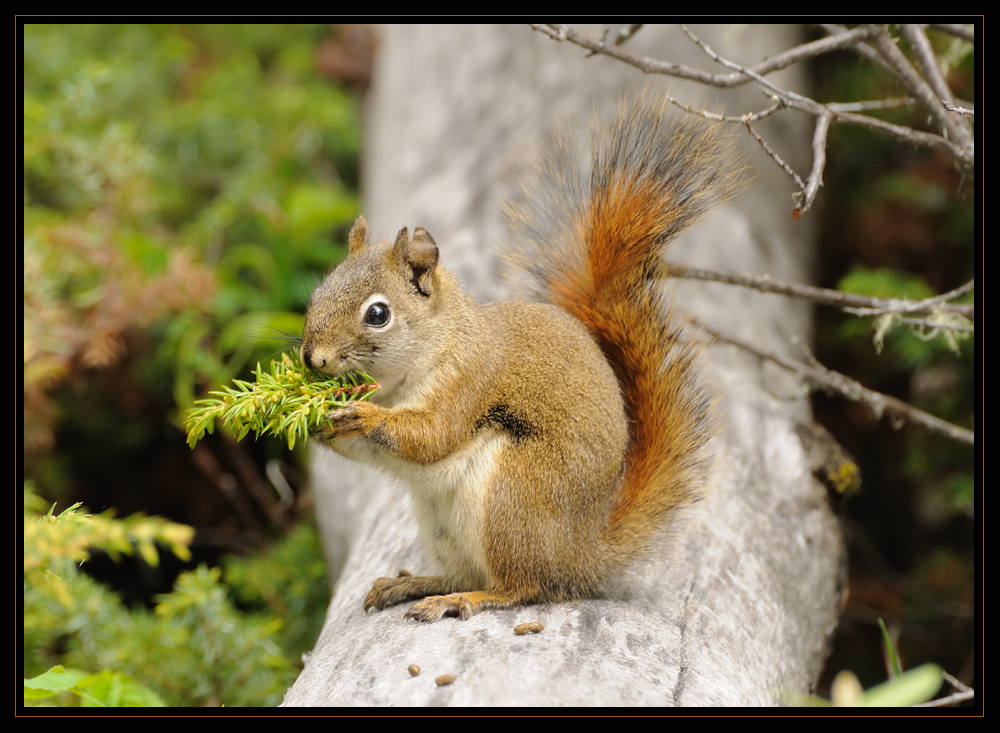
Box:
[184,352,379,450]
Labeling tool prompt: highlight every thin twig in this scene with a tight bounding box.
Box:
[930,23,975,42]
[693,320,975,446]
[844,279,975,317]
[662,263,975,319]
[824,106,967,161]
[530,23,713,81]
[899,317,974,334]
[899,24,957,109]
[942,670,972,693]
[943,102,975,116]
[614,24,643,46]
[680,25,816,107]
[668,96,784,124]
[744,116,804,189]
[533,24,971,164]
[685,25,969,164]
[827,98,914,113]
[819,23,895,74]
[802,110,833,213]
[591,25,611,56]
[736,102,785,124]
[531,23,876,88]
[915,689,975,707]
[864,25,974,159]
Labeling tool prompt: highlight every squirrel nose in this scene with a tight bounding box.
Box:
[301,345,321,370]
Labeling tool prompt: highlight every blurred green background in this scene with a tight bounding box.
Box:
[23,23,363,706]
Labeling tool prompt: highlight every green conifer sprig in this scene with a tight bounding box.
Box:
[184,352,379,450]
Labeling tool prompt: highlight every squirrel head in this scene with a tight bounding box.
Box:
[300,216,448,396]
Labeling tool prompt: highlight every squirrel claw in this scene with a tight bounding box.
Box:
[405,595,474,622]
[364,571,420,612]
[325,402,375,439]
[364,576,404,612]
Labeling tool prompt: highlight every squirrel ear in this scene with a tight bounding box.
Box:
[393,226,439,297]
[348,216,369,254]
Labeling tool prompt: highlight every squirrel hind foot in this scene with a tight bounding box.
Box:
[404,590,532,623]
[363,573,458,613]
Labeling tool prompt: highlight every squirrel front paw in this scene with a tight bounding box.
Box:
[363,572,462,616]
[364,571,417,612]
[322,400,379,439]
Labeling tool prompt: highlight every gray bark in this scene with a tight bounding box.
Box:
[283,24,843,707]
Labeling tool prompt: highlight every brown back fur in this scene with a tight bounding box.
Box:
[505,98,746,565]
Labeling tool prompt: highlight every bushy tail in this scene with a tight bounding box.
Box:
[506,97,745,564]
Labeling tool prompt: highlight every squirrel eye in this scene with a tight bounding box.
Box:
[364,301,391,327]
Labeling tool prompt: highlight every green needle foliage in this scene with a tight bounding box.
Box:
[23,483,299,707]
[184,352,379,450]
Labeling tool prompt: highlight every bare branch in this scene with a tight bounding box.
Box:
[592,25,611,55]
[899,24,957,108]
[802,110,833,213]
[532,24,972,164]
[930,23,975,42]
[693,321,976,446]
[744,116,804,190]
[679,27,894,212]
[864,25,974,160]
[614,24,643,46]
[667,96,784,124]
[662,263,974,319]
[823,107,967,160]
[530,24,726,83]
[683,26,970,165]
[530,24,876,88]
[943,102,975,116]
[815,26,971,164]
[530,24,565,41]
[899,317,974,334]
[915,689,975,707]
[680,25,817,107]
[942,670,973,693]
[827,98,914,113]
[736,101,785,124]
[819,23,895,74]
[756,25,879,73]
[844,279,975,317]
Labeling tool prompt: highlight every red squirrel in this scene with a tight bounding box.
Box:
[300,98,745,621]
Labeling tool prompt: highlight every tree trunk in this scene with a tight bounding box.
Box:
[283,23,843,707]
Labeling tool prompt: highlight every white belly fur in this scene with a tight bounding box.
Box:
[334,430,505,589]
